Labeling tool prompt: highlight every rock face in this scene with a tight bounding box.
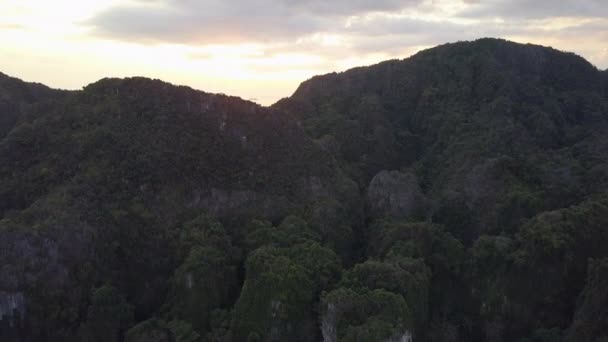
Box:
[0,292,25,342]
[565,258,608,342]
[320,303,338,342]
[384,331,413,342]
[0,292,24,324]
[367,170,426,220]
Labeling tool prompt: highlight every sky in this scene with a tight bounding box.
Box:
[1,0,607,105]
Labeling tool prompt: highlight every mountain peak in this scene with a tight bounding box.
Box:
[2,38,608,342]
[285,38,602,109]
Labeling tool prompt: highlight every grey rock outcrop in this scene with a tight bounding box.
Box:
[321,303,338,342]
[0,292,24,326]
[368,170,427,220]
[384,331,413,342]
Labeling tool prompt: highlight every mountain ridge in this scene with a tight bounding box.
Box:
[2,38,608,342]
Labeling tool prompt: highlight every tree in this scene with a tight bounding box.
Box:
[81,285,133,342]
[231,246,316,342]
[321,287,413,342]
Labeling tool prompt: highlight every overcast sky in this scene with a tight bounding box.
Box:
[1,0,607,104]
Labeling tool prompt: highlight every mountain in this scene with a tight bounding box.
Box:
[604,69,608,96]
[275,38,608,238]
[0,76,359,341]
[2,39,608,342]
[0,72,66,139]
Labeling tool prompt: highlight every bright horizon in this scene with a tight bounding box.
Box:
[1,0,607,105]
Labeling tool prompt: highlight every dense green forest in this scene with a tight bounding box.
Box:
[1,39,608,341]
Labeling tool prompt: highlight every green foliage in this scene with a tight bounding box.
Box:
[470,235,513,277]
[168,320,202,342]
[278,215,322,244]
[124,318,202,342]
[81,285,134,342]
[341,258,430,335]
[521,328,563,342]
[306,198,356,262]
[232,215,341,341]
[287,241,342,293]
[368,220,465,276]
[3,39,608,342]
[173,214,236,262]
[230,246,316,341]
[125,318,173,342]
[242,219,277,252]
[164,215,238,336]
[244,215,321,250]
[468,198,608,340]
[469,235,514,323]
[165,246,237,335]
[321,287,413,342]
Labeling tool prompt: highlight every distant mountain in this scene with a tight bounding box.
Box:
[2,39,608,342]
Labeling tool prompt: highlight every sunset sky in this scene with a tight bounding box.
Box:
[1,0,607,105]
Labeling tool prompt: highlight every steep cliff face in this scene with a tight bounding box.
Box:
[0,292,25,341]
[367,170,427,220]
[565,258,608,342]
[0,292,24,323]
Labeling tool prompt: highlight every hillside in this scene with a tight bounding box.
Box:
[0,76,359,341]
[275,38,608,238]
[2,39,608,342]
[0,73,66,138]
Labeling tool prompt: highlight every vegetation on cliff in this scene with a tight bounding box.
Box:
[1,39,608,341]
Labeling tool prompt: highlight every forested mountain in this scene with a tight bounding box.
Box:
[0,76,359,342]
[1,39,608,342]
[0,73,66,139]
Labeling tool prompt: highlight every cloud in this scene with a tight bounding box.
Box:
[0,23,25,30]
[460,0,608,19]
[86,0,423,44]
[300,13,607,65]
[88,0,607,51]
[344,15,462,37]
[84,0,608,71]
